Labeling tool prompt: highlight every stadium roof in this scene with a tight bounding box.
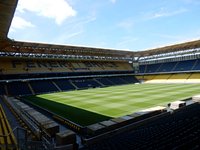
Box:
[0,0,200,59]
[1,40,136,59]
[0,0,18,40]
[139,40,200,57]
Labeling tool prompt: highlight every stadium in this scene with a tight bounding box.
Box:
[1,0,200,150]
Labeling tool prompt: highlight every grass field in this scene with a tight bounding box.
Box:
[24,83,200,126]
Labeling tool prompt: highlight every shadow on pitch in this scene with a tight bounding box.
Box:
[23,96,112,126]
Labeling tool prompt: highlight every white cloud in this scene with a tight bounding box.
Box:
[74,16,96,29]
[51,15,96,44]
[18,0,76,25]
[64,30,84,40]
[50,30,84,44]
[10,16,35,32]
[110,0,116,4]
[145,8,188,20]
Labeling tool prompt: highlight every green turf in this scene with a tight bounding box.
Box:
[24,83,200,126]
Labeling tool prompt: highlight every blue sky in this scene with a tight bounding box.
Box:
[8,0,200,51]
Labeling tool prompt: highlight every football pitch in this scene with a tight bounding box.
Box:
[24,83,200,126]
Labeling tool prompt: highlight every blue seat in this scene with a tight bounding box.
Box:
[81,104,200,150]
[7,81,32,96]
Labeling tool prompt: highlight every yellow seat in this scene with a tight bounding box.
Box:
[0,105,18,149]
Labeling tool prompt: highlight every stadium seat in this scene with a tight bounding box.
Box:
[173,59,196,71]
[191,59,200,71]
[167,73,190,83]
[53,79,76,91]
[0,83,6,95]
[81,103,200,150]
[0,104,17,149]
[7,81,32,96]
[30,80,59,94]
[71,79,101,89]
[187,73,200,83]
[144,74,171,83]
[139,58,200,74]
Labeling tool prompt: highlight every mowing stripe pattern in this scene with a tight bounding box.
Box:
[24,83,200,126]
